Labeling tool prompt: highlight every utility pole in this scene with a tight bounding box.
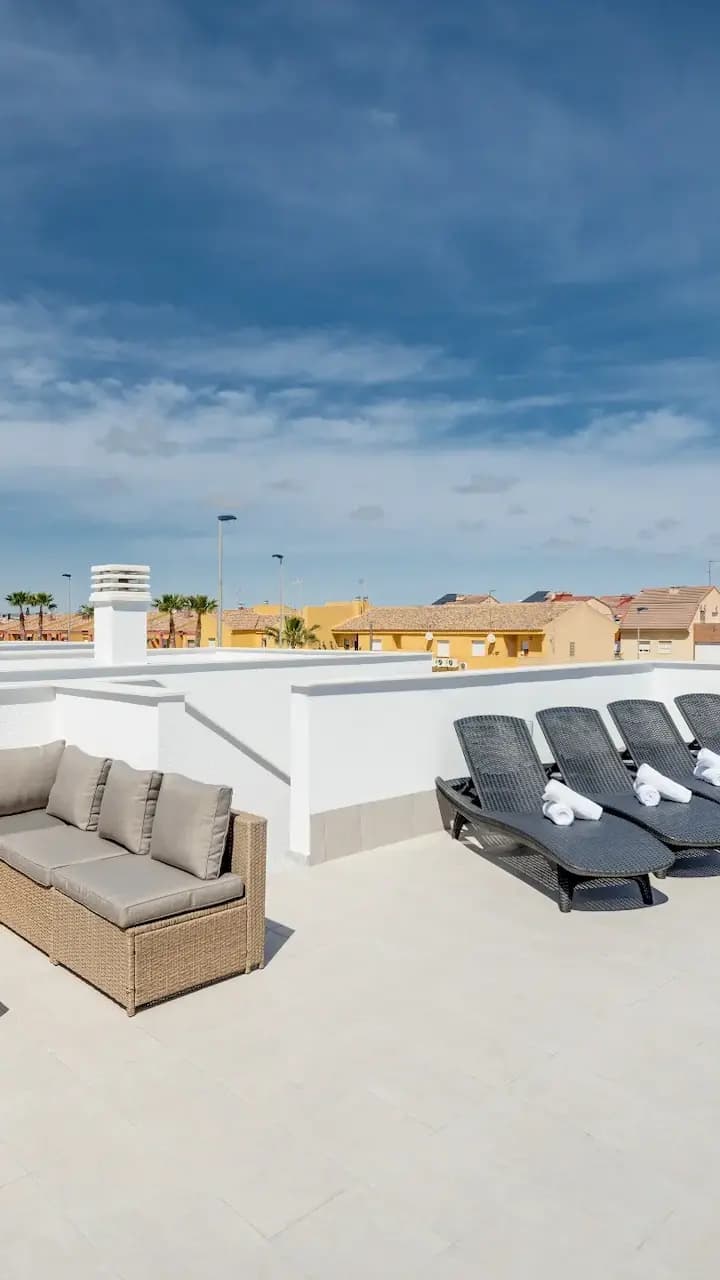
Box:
[272,554,285,647]
[216,514,237,648]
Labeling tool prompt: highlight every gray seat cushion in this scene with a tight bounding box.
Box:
[52,854,245,929]
[150,773,232,880]
[0,814,126,887]
[0,741,65,815]
[46,745,112,831]
[98,761,163,855]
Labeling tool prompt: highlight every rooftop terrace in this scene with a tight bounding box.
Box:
[2,828,718,1278]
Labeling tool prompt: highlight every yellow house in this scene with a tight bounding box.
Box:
[331,600,616,669]
[620,586,720,661]
[200,600,366,649]
[200,608,281,648]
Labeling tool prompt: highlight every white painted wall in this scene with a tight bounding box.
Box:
[154,653,430,776]
[291,662,666,821]
[54,687,181,769]
[0,643,90,656]
[0,689,58,747]
[694,645,720,665]
[156,698,290,870]
[1,651,718,871]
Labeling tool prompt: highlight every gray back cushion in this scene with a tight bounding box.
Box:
[46,745,112,831]
[98,761,163,855]
[0,740,65,815]
[150,773,232,879]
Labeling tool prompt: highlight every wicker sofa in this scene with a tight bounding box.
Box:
[0,741,266,1014]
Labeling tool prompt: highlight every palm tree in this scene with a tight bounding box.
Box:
[265,616,321,649]
[6,591,30,639]
[78,604,94,620]
[184,594,217,648]
[154,593,186,648]
[30,592,56,640]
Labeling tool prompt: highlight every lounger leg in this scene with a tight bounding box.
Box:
[556,866,574,914]
[637,875,653,906]
[655,868,668,879]
[452,812,466,841]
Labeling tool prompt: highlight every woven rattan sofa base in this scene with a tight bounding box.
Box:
[50,891,254,1015]
[0,860,53,953]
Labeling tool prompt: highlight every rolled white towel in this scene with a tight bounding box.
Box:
[697,747,720,771]
[542,800,574,827]
[543,779,603,821]
[635,762,691,804]
[633,781,661,807]
[694,764,720,787]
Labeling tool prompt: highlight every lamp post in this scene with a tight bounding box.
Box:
[272,554,284,647]
[216,514,237,649]
[358,577,373,652]
[636,605,648,660]
[61,573,71,642]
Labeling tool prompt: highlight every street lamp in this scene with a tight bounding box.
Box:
[61,573,71,642]
[216,514,237,649]
[636,605,649,660]
[272,554,284,647]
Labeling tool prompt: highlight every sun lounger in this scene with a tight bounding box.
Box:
[435,714,671,912]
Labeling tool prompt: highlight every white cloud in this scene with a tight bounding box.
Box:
[0,297,717,591]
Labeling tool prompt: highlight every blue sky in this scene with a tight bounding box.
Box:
[2,0,720,607]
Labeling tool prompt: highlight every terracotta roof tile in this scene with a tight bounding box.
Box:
[621,587,714,632]
[332,601,579,634]
[0,612,92,635]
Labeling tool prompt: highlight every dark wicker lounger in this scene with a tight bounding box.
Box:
[608,699,720,804]
[435,714,672,912]
[537,706,720,862]
[675,693,720,755]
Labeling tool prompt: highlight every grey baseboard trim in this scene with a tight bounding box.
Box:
[307,789,445,864]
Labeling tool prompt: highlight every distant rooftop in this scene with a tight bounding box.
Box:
[334,601,579,634]
[622,586,716,631]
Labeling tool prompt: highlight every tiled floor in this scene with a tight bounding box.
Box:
[1,833,720,1277]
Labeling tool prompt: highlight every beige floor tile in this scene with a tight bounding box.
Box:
[273,1187,449,1278]
[3,830,720,1276]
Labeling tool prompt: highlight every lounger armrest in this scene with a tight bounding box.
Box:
[229,810,267,970]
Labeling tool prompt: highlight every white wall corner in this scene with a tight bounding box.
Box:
[288,692,312,861]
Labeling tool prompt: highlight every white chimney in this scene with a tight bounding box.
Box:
[90,565,152,666]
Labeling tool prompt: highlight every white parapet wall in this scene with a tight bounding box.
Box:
[288,660,720,864]
[0,647,432,868]
[0,646,718,871]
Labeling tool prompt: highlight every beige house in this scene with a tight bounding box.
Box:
[619,586,720,661]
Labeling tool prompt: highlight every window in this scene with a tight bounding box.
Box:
[638,640,651,656]
[371,638,382,652]
[700,608,707,623]
[658,640,672,654]
[520,637,531,656]
[436,640,451,658]
[569,641,576,658]
[471,639,486,657]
